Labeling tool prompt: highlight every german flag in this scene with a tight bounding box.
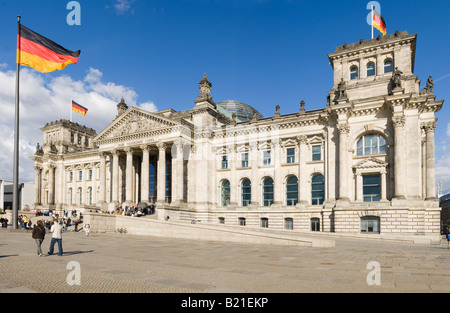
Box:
[72,101,88,116]
[17,24,80,73]
[373,9,387,36]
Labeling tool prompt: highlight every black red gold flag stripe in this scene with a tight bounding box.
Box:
[72,101,88,116]
[17,24,81,73]
[373,9,387,36]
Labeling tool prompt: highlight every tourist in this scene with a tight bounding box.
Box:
[84,224,90,237]
[48,219,64,256]
[32,220,46,257]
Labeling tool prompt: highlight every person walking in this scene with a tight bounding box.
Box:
[32,220,46,256]
[48,219,64,256]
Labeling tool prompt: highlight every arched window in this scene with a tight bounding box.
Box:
[367,62,376,77]
[241,179,251,207]
[263,177,274,207]
[350,66,359,80]
[286,176,298,206]
[311,174,325,205]
[221,180,230,207]
[384,60,393,73]
[356,133,386,156]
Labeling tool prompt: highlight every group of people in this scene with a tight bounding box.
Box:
[0,217,8,228]
[32,219,64,256]
[30,214,91,257]
[114,204,155,217]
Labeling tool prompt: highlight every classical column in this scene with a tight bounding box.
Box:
[356,171,363,202]
[298,135,308,204]
[393,115,406,199]
[98,152,107,205]
[273,139,282,205]
[249,142,259,205]
[125,147,134,204]
[111,150,120,204]
[141,145,150,203]
[381,169,387,201]
[337,123,350,201]
[48,165,55,206]
[157,142,167,204]
[34,166,41,206]
[424,120,437,200]
[171,140,185,205]
[229,144,238,206]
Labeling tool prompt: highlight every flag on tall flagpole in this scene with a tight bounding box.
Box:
[17,24,81,73]
[72,100,88,116]
[372,8,387,36]
[12,18,81,229]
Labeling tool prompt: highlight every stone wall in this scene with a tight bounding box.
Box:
[82,212,335,248]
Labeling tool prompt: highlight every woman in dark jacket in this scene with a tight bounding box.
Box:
[32,220,46,256]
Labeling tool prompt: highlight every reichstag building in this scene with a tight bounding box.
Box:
[32,31,444,240]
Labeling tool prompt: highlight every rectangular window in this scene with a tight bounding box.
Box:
[361,217,380,233]
[263,150,271,165]
[79,171,82,181]
[284,218,294,230]
[363,174,381,202]
[286,148,295,164]
[69,172,73,182]
[260,218,269,228]
[88,169,93,180]
[221,155,228,169]
[241,153,249,168]
[239,217,246,226]
[312,145,321,161]
[311,218,320,231]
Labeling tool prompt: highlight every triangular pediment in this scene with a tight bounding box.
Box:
[353,157,387,169]
[94,107,178,143]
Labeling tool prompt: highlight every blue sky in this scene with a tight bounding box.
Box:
[0,0,449,194]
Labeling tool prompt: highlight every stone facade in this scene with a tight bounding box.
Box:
[32,31,444,241]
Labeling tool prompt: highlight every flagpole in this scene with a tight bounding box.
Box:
[12,15,21,230]
[371,6,374,39]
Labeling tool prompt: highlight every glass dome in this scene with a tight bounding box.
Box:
[217,100,264,123]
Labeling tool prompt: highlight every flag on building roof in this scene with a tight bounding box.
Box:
[17,24,81,73]
[72,101,88,116]
[373,9,387,36]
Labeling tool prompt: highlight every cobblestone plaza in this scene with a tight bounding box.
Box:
[1,229,449,294]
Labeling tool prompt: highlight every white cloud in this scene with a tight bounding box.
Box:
[112,0,135,15]
[436,153,450,195]
[447,122,450,137]
[0,66,156,183]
